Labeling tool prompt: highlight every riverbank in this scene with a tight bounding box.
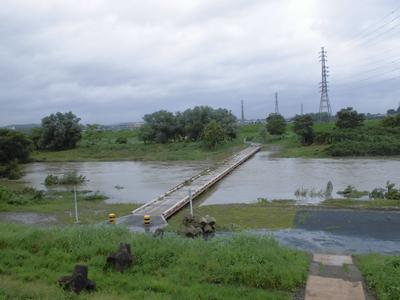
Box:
[0,223,309,299]
[0,184,136,225]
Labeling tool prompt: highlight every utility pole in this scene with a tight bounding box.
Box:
[73,186,79,223]
[241,99,245,122]
[319,47,332,118]
[274,92,279,114]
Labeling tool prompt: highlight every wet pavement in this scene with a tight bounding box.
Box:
[0,212,57,226]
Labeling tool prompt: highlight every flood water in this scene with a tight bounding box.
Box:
[201,151,400,205]
[19,161,208,203]
[14,151,400,204]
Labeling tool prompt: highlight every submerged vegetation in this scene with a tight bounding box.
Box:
[44,172,87,186]
[0,224,309,299]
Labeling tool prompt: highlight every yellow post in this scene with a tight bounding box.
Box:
[108,213,116,224]
[144,215,151,225]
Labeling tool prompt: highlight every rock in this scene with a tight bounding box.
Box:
[58,265,96,294]
[153,228,164,238]
[104,243,135,273]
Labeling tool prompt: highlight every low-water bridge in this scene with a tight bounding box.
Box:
[117,145,261,231]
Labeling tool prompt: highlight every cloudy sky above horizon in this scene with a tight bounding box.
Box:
[1,0,400,125]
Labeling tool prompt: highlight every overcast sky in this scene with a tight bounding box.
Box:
[1,0,399,125]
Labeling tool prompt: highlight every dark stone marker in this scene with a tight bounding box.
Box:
[104,242,135,273]
[58,264,96,294]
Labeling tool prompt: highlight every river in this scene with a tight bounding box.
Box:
[14,151,400,204]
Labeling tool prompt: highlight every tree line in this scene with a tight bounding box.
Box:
[1,112,83,179]
[264,106,400,156]
[138,106,237,148]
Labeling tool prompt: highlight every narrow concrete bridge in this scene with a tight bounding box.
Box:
[117,145,261,231]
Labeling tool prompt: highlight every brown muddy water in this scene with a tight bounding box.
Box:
[10,151,400,204]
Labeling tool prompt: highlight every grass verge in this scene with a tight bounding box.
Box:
[321,198,400,209]
[355,254,400,300]
[0,224,310,299]
[167,202,297,231]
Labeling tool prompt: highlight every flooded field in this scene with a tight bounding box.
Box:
[9,151,400,204]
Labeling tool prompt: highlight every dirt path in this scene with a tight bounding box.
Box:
[305,254,374,300]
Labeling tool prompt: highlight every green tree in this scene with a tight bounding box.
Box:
[382,114,400,127]
[40,112,82,150]
[0,129,32,179]
[140,110,177,144]
[293,115,314,145]
[202,120,225,149]
[266,113,286,135]
[0,129,32,163]
[336,107,365,129]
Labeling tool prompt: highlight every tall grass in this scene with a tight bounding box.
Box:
[356,254,400,300]
[0,224,309,299]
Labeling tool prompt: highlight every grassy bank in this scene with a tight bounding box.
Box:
[168,201,297,231]
[356,254,400,300]
[0,184,136,225]
[32,128,246,162]
[321,198,400,209]
[0,224,310,299]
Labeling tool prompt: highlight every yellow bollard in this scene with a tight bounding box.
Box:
[108,213,116,224]
[144,215,151,225]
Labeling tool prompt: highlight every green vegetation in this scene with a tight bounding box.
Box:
[356,254,400,300]
[38,111,82,150]
[45,172,87,186]
[293,115,314,145]
[139,106,237,144]
[337,185,369,198]
[0,129,33,179]
[168,202,297,231]
[0,224,309,299]
[202,120,226,149]
[266,113,286,135]
[335,107,365,129]
[321,198,400,209]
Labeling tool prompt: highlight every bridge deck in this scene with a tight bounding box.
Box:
[131,145,261,220]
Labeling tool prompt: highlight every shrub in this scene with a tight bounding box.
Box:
[266,114,286,135]
[44,172,87,186]
[115,136,128,144]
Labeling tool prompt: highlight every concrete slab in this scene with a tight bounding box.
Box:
[115,214,168,233]
[313,254,353,266]
[305,275,365,300]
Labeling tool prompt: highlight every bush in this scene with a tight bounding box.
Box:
[335,107,365,129]
[115,136,128,144]
[266,114,286,135]
[44,172,87,186]
[0,160,23,180]
[0,186,27,205]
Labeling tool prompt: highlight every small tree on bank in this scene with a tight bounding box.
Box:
[293,115,314,145]
[40,112,82,150]
[202,120,225,149]
[0,129,32,179]
[336,107,365,129]
[266,113,286,135]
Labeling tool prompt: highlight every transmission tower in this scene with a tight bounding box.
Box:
[319,47,332,117]
[241,99,245,122]
[274,92,279,114]
[301,103,304,115]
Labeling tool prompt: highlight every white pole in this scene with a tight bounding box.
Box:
[74,186,79,223]
[189,188,193,216]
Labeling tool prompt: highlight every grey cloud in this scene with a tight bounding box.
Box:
[0,0,399,126]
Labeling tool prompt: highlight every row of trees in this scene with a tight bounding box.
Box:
[138,106,237,148]
[0,112,83,179]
